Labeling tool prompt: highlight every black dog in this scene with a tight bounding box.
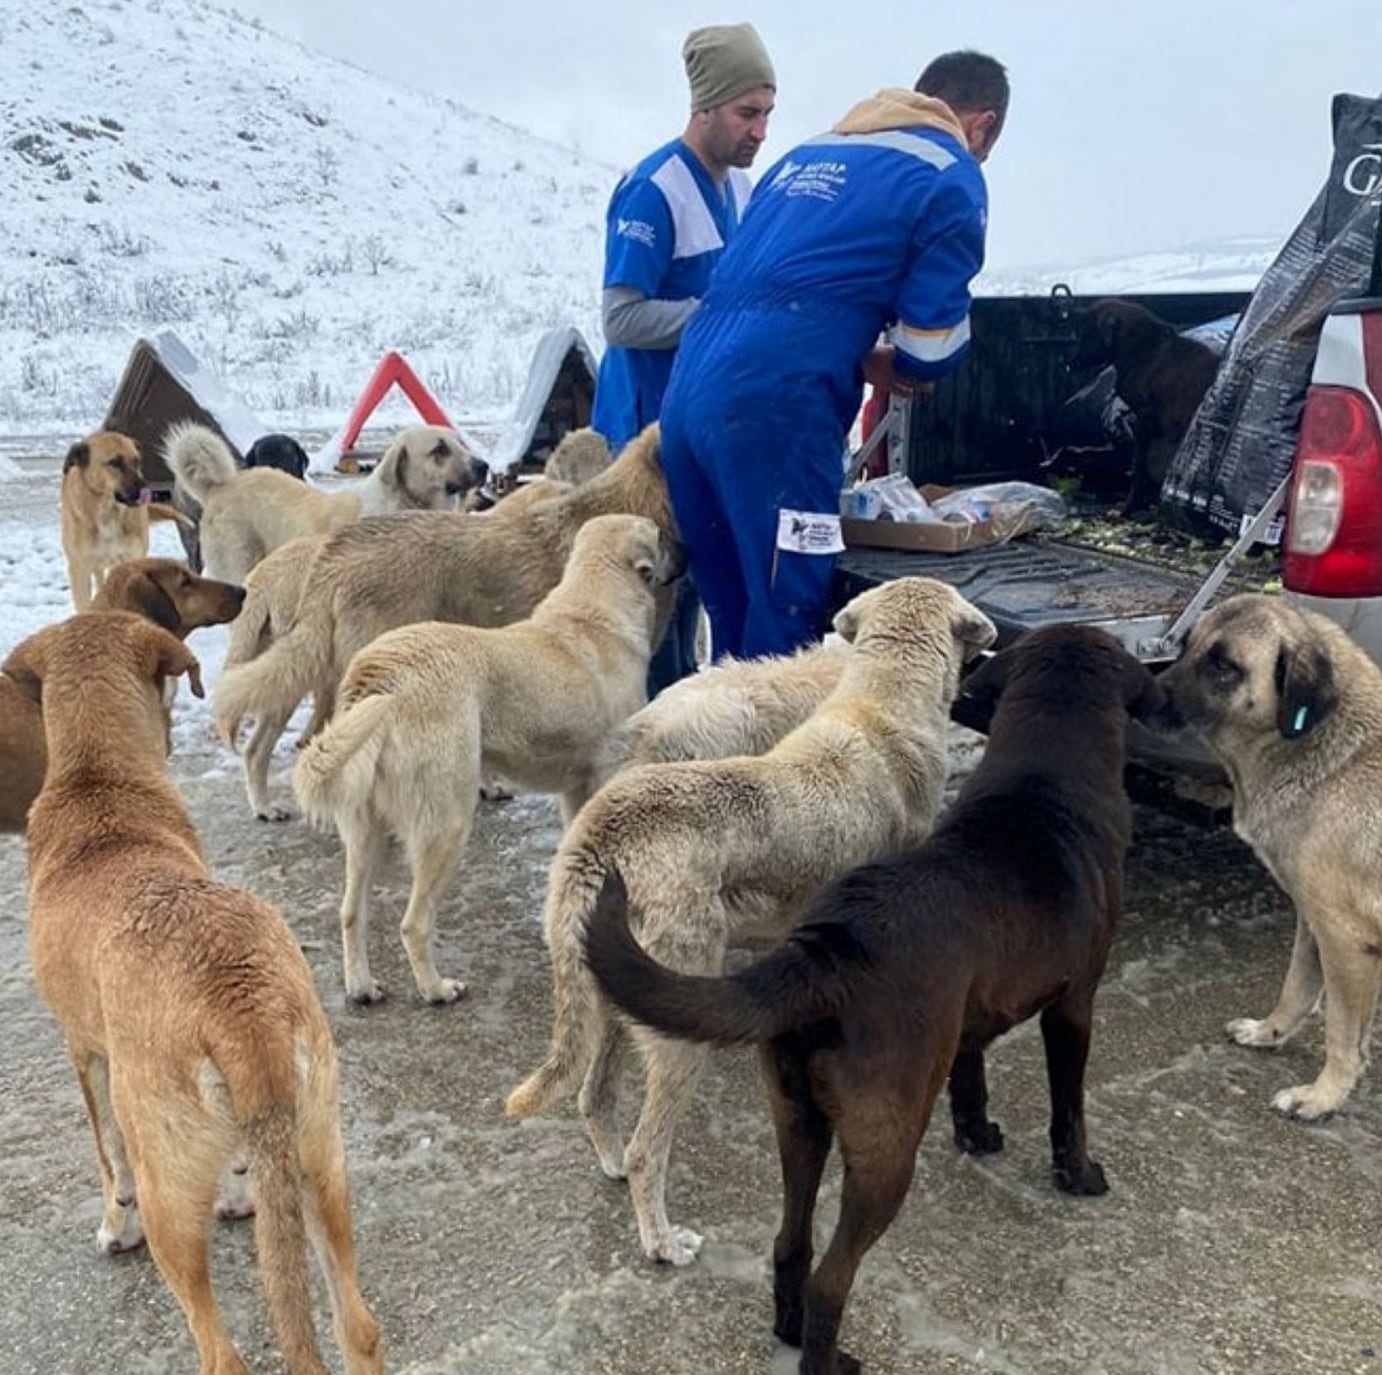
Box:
[172,431,311,570]
[585,625,1163,1375]
[1069,299,1221,517]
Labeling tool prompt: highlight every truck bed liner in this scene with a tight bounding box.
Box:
[834,539,1206,659]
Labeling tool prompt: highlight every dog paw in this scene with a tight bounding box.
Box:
[97,1208,145,1256]
[479,780,516,802]
[1053,1157,1109,1197]
[215,1167,255,1222]
[650,1225,703,1267]
[1272,1083,1341,1121]
[347,980,387,1006]
[255,805,292,823]
[954,1118,1005,1155]
[424,978,467,1005]
[1226,1017,1282,1048]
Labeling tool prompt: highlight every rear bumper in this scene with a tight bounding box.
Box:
[1285,591,1382,662]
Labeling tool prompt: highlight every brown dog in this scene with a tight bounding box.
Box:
[5,612,382,1375]
[584,626,1163,1374]
[0,559,244,833]
[1069,300,1220,515]
[59,431,192,611]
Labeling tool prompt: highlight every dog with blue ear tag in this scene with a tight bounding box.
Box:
[1157,593,1382,1120]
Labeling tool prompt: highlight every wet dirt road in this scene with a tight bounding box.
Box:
[1,477,1380,1375]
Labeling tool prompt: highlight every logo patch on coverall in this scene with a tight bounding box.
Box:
[776,509,845,555]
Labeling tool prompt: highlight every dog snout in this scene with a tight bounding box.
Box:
[660,538,688,583]
[471,456,489,484]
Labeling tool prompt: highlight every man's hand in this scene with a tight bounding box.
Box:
[862,345,935,399]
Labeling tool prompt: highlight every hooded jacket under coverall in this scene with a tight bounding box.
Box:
[659,91,988,659]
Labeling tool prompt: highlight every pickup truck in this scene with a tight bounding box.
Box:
[833,249,1382,796]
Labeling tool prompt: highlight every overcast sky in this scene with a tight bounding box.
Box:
[237,0,1381,270]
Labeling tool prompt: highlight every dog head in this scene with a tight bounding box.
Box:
[64,430,149,508]
[93,558,246,637]
[544,428,612,487]
[568,513,681,588]
[3,613,203,759]
[583,422,678,546]
[1069,300,1176,372]
[244,433,310,480]
[1156,595,1339,748]
[383,425,488,507]
[833,578,998,703]
[958,624,1165,730]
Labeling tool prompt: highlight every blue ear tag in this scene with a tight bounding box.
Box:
[1293,706,1309,735]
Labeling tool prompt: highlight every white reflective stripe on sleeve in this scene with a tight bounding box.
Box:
[777,509,845,555]
[652,155,725,260]
[892,317,971,364]
[796,129,957,170]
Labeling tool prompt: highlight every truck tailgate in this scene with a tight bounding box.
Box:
[834,540,1204,660]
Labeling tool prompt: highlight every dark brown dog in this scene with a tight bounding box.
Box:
[585,625,1164,1375]
[1069,299,1221,516]
[0,559,243,832]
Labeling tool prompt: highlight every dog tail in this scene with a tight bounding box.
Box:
[291,692,393,826]
[239,1100,327,1373]
[505,847,625,1118]
[584,870,861,1046]
[224,578,276,674]
[164,421,238,504]
[213,608,329,750]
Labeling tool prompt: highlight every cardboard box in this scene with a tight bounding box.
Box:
[840,485,1040,555]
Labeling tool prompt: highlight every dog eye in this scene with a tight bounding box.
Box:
[1205,643,1242,684]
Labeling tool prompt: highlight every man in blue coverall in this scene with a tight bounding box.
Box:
[590,22,777,692]
[659,50,1009,661]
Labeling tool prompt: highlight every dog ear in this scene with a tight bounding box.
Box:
[143,625,204,700]
[1274,639,1337,740]
[832,599,864,643]
[951,601,998,660]
[62,440,91,473]
[956,646,1008,722]
[288,439,310,479]
[117,569,183,635]
[1,627,56,705]
[1123,656,1167,722]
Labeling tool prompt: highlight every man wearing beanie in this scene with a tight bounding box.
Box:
[591,22,776,693]
[659,50,1009,662]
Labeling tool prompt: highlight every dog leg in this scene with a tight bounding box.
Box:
[72,1049,144,1254]
[244,707,295,821]
[121,1104,250,1374]
[297,681,336,749]
[1272,916,1380,1121]
[398,823,469,1004]
[801,1095,925,1375]
[761,1042,834,1348]
[579,1012,631,1179]
[624,1035,709,1265]
[300,1093,384,1373]
[67,556,94,613]
[215,1157,255,1222]
[947,1043,1004,1155]
[1227,910,1323,1049]
[558,782,596,829]
[338,813,389,1003]
[1041,996,1108,1196]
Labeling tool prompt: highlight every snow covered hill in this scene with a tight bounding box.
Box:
[0,0,1282,449]
[0,0,614,438]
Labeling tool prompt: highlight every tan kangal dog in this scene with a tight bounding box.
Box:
[599,641,850,785]
[0,559,245,834]
[59,430,193,611]
[6,613,382,1375]
[166,421,486,582]
[212,423,678,795]
[292,514,678,1005]
[507,578,996,1265]
[1158,594,1382,1121]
